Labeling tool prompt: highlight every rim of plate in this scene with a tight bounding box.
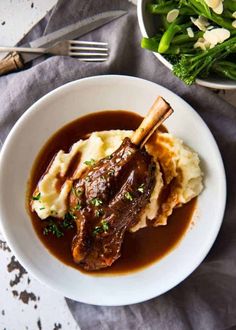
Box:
[0,75,227,305]
[137,0,236,90]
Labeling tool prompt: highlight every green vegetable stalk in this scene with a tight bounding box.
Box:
[158,21,182,53]
[212,60,236,80]
[171,31,203,44]
[224,0,236,12]
[142,36,195,54]
[182,0,234,30]
[142,0,236,83]
[147,3,195,15]
[173,36,236,84]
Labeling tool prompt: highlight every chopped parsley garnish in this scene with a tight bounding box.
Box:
[84,159,96,166]
[91,198,103,207]
[138,183,145,193]
[93,226,103,235]
[106,155,112,160]
[75,202,82,211]
[32,192,41,201]
[43,220,64,238]
[72,186,83,197]
[61,219,74,229]
[101,220,109,232]
[95,209,104,217]
[43,212,76,238]
[39,207,45,210]
[93,220,109,235]
[108,169,115,176]
[64,211,76,221]
[124,192,133,201]
[62,211,76,229]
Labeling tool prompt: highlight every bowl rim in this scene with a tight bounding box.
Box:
[0,75,227,305]
[137,0,236,90]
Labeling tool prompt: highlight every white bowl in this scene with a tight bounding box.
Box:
[0,75,226,306]
[137,0,236,90]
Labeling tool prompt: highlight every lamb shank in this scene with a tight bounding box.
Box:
[69,97,173,270]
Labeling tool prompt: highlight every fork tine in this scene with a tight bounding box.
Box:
[69,40,108,46]
[69,52,108,57]
[69,40,109,61]
[70,46,108,51]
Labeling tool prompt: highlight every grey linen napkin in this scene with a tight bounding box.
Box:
[1,1,236,329]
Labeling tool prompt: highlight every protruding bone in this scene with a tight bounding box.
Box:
[131,96,173,147]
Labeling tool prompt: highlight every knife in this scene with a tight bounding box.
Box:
[0,10,126,76]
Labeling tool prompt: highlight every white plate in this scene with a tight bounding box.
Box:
[0,75,226,306]
[137,0,236,90]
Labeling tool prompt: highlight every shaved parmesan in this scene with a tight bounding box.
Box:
[213,1,223,14]
[167,9,179,23]
[194,28,230,49]
[204,28,230,47]
[191,16,209,31]
[194,37,211,50]
[187,27,194,38]
[204,0,223,14]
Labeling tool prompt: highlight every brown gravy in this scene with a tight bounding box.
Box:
[27,110,196,275]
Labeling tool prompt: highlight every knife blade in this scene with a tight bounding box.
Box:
[21,10,126,64]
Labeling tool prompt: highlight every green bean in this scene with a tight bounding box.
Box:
[224,0,236,12]
[158,21,182,53]
[147,3,194,15]
[172,31,203,44]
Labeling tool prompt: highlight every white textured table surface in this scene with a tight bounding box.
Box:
[0,0,56,45]
[0,0,57,60]
[0,1,235,330]
[0,3,80,330]
[0,233,79,330]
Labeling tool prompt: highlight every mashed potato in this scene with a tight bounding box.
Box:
[134,132,203,229]
[32,130,203,227]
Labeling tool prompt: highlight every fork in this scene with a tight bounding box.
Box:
[0,40,109,62]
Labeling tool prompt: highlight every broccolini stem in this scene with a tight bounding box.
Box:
[161,14,170,29]
[183,0,234,30]
[147,3,178,14]
[222,9,235,19]
[172,31,204,44]
[147,3,194,15]
[210,12,235,30]
[201,36,236,58]
[212,60,236,80]
[166,45,196,54]
[224,0,236,12]
[173,36,236,84]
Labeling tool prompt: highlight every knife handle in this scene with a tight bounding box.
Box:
[0,52,24,76]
